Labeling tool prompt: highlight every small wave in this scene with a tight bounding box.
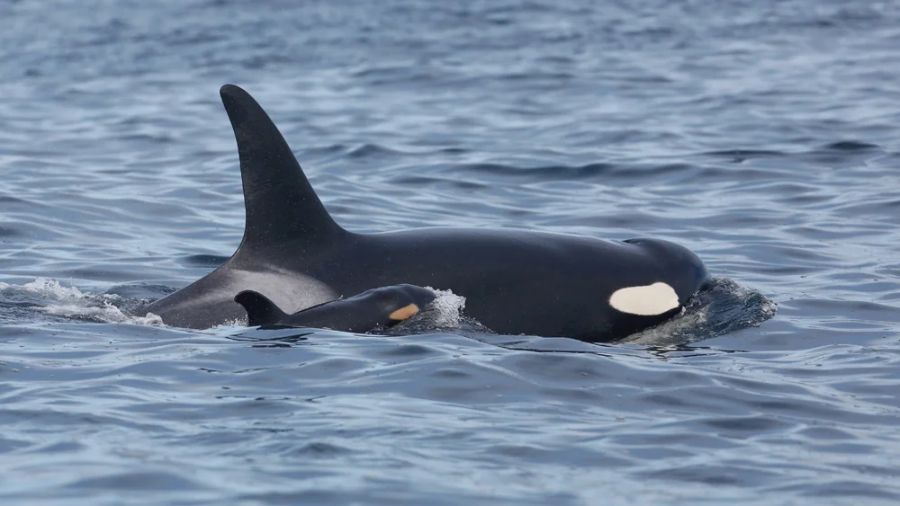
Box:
[346,143,403,159]
[0,278,162,325]
[387,288,490,335]
[701,149,785,163]
[460,162,615,180]
[623,278,777,346]
[822,140,879,151]
[426,287,466,327]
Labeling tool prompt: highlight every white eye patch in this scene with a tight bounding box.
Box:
[609,282,679,316]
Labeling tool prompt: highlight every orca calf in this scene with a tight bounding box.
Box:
[234,284,436,332]
[145,84,708,342]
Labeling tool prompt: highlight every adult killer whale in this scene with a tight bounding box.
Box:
[144,84,708,342]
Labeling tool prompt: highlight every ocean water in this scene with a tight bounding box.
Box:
[2,0,900,504]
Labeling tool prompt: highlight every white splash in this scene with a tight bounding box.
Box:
[210,318,249,331]
[0,277,163,326]
[0,277,87,299]
[426,287,466,327]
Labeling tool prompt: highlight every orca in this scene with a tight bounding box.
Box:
[235,283,436,332]
[144,84,708,342]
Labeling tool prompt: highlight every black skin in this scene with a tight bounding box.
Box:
[145,85,709,342]
[235,284,436,332]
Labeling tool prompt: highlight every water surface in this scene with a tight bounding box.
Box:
[2,1,900,504]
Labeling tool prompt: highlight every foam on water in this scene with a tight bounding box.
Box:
[0,278,163,326]
[624,278,778,346]
[425,287,466,328]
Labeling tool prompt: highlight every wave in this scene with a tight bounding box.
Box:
[0,277,774,347]
[623,278,777,346]
[0,278,162,325]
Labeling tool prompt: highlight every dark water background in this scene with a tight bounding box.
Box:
[2,1,900,504]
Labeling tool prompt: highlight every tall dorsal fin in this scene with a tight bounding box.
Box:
[219,84,344,249]
[234,290,289,326]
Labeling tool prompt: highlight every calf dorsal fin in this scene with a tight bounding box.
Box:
[234,290,288,326]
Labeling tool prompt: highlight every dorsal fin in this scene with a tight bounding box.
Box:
[234,290,289,326]
[219,84,344,250]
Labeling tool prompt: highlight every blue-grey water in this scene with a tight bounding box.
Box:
[2,1,900,504]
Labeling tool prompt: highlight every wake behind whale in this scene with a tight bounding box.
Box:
[144,85,711,342]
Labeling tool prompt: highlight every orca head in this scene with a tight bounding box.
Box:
[612,238,708,317]
[353,284,437,325]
